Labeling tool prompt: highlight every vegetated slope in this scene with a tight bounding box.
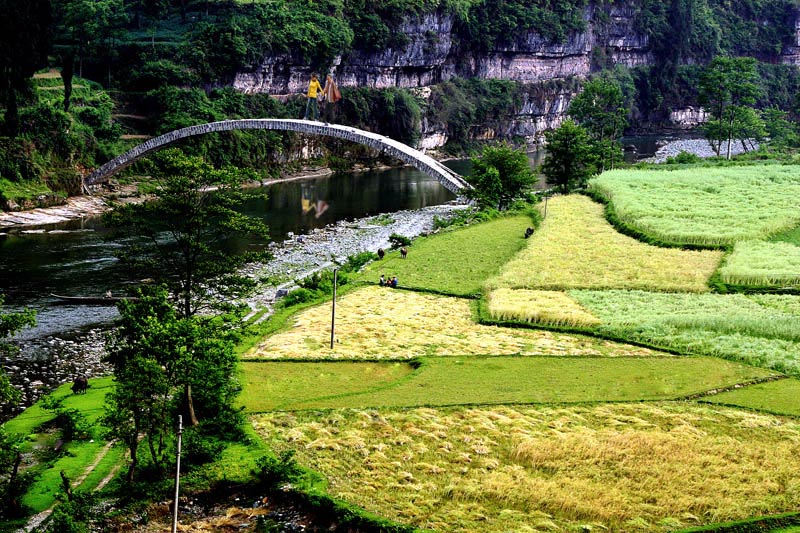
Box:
[588,165,800,247]
[353,214,533,297]
[719,240,800,288]
[252,404,800,532]
[486,195,722,293]
[245,286,659,359]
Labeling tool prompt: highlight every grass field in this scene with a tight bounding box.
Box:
[352,214,533,296]
[588,165,800,246]
[240,357,775,412]
[703,378,800,417]
[245,286,662,359]
[571,290,800,376]
[486,196,722,293]
[252,403,800,532]
[718,240,800,287]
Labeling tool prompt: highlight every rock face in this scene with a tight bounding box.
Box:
[233,1,799,147]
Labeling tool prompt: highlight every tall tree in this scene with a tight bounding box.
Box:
[466,144,535,210]
[0,0,52,135]
[698,56,762,159]
[106,149,268,425]
[541,119,597,194]
[568,78,628,171]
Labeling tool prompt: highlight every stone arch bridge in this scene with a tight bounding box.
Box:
[84,119,471,194]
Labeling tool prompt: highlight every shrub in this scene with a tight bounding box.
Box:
[665,150,702,164]
[389,233,411,249]
[282,288,317,307]
[256,450,301,489]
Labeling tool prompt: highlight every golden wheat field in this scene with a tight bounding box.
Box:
[487,195,723,292]
[487,288,601,327]
[246,286,659,359]
[252,404,800,532]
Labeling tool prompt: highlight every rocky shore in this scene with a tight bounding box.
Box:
[646,137,759,163]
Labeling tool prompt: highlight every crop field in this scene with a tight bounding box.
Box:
[245,286,661,359]
[588,165,800,246]
[703,378,800,417]
[571,290,800,376]
[487,288,601,327]
[486,195,722,293]
[353,215,532,296]
[240,357,774,411]
[252,403,800,532]
[718,240,800,287]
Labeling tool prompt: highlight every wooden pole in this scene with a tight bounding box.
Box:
[330,268,338,349]
[172,415,183,533]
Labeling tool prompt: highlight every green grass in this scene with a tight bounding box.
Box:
[352,214,533,296]
[588,165,800,246]
[718,240,800,287]
[703,378,800,417]
[0,178,57,202]
[569,290,800,376]
[240,356,776,412]
[772,224,800,246]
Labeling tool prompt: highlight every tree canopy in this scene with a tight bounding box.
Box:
[466,144,535,210]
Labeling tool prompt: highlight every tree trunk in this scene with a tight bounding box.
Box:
[61,53,74,112]
[185,384,199,426]
[127,436,138,483]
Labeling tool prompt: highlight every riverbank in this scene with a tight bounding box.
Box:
[646,137,758,163]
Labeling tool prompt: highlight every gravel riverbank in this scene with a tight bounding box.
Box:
[646,138,758,163]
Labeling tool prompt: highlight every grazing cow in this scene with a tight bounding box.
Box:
[377,248,385,260]
[524,227,535,239]
[400,247,408,259]
[71,377,89,394]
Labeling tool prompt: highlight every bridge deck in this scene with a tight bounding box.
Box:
[85,119,471,195]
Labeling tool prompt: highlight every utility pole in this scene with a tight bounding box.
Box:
[172,415,183,533]
[330,268,338,349]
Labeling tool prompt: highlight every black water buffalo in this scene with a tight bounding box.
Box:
[71,377,89,394]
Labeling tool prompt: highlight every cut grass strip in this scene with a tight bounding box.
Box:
[240,357,775,412]
[245,287,661,359]
[352,214,533,296]
[252,403,800,532]
[487,195,722,293]
[486,288,600,327]
[588,165,800,246]
[702,378,800,418]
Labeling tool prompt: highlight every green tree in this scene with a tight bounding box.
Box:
[102,287,241,481]
[106,149,268,426]
[698,56,762,159]
[0,297,35,518]
[466,144,535,210]
[107,148,269,320]
[0,0,51,135]
[568,78,629,171]
[541,119,596,193]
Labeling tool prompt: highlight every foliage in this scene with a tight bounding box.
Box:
[541,119,597,193]
[465,144,535,210]
[253,403,800,531]
[246,286,658,360]
[568,78,628,171]
[388,233,412,249]
[487,196,722,293]
[255,450,302,489]
[699,56,762,159]
[41,398,92,441]
[106,148,270,318]
[103,287,243,482]
[588,165,800,247]
[571,290,800,376]
[664,150,702,164]
[354,215,533,297]
[46,489,97,533]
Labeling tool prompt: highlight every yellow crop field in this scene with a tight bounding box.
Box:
[252,403,800,532]
[487,288,601,327]
[246,286,659,359]
[487,195,723,292]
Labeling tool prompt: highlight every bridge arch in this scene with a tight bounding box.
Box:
[85,119,471,194]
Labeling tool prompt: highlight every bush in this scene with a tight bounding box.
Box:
[665,150,702,164]
[182,426,226,465]
[281,288,317,307]
[389,233,411,249]
[256,450,301,489]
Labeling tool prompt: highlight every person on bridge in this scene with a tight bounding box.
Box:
[322,74,342,124]
[303,73,323,121]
